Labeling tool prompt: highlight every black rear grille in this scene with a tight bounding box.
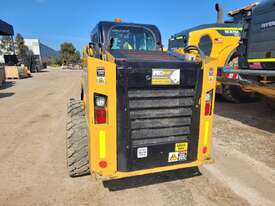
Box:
[128,88,195,147]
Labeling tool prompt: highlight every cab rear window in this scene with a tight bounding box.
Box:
[109,26,157,51]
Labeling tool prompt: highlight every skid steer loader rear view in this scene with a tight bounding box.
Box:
[66,20,217,179]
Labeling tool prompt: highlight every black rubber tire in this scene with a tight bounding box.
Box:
[221,85,258,103]
[66,99,90,177]
[265,97,275,111]
[221,53,258,103]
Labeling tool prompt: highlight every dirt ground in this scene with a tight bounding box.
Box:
[0,68,274,206]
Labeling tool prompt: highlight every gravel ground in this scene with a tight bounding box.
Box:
[0,68,274,206]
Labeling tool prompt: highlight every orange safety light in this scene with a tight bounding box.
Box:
[115,18,122,23]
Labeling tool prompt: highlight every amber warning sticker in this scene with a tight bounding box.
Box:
[175,142,188,152]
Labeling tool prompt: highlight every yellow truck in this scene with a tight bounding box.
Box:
[66,20,217,179]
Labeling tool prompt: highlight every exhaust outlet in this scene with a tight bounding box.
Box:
[215,3,224,24]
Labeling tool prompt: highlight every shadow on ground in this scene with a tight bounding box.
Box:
[103,167,201,191]
[215,95,275,133]
[37,70,49,73]
[0,81,15,90]
[0,92,14,98]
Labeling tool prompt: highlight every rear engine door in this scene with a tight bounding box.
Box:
[116,61,203,171]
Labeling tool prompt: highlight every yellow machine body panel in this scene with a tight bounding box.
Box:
[171,27,241,68]
[83,53,217,179]
[197,57,217,162]
[85,57,117,177]
[241,84,275,98]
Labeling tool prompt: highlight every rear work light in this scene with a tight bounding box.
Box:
[94,94,107,124]
[205,91,213,116]
[95,95,106,107]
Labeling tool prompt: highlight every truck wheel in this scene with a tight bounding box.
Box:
[222,85,258,103]
[265,97,275,110]
[222,53,258,103]
[66,99,90,177]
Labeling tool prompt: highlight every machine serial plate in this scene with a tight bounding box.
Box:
[152,69,180,85]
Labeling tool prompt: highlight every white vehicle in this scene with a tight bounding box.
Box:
[24,39,59,72]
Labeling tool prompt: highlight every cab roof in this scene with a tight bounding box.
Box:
[93,21,162,46]
[0,19,14,36]
[97,21,160,30]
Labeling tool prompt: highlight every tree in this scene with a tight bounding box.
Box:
[60,42,80,65]
[73,50,81,64]
[15,33,29,65]
[47,56,61,66]
[0,36,14,56]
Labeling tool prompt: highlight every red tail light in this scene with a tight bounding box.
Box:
[95,108,106,124]
[205,91,213,116]
[205,102,211,116]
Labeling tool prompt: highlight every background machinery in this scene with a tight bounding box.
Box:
[221,0,275,109]
[168,3,259,103]
[66,20,218,179]
[0,19,14,85]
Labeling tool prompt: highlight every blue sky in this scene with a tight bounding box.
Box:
[1,0,256,51]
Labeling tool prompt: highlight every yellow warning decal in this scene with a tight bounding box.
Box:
[175,142,188,152]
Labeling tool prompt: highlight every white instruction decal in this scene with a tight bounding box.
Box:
[137,147,148,158]
[152,69,180,85]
